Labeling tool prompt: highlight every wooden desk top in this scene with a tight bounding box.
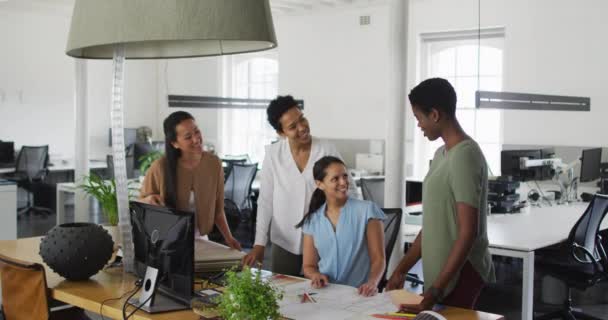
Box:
[0,237,503,320]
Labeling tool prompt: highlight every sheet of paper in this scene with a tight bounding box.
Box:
[276,280,398,319]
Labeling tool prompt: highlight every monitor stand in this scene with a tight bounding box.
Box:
[128,266,189,313]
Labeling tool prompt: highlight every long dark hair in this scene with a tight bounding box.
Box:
[163,111,194,208]
[295,156,345,229]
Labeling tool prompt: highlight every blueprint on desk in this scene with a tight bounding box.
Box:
[276,280,398,320]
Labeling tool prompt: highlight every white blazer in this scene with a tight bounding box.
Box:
[254,137,355,255]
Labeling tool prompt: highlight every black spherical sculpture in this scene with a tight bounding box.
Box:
[40,223,114,281]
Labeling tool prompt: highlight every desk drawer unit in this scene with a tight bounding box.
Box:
[0,181,17,240]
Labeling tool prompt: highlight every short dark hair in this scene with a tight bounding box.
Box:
[408,78,457,119]
[267,95,300,132]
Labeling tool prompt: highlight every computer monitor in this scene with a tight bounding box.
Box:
[109,128,138,147]
[580,148,602,182]
[501,148,556,181]
[405,180,422,206]
[129,201,194,313]
[0,141,14,163]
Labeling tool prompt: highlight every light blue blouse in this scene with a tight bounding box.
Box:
[302,197,386,288]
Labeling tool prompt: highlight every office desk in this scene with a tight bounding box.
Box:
[56,180,141,225]
[403,202,606,320]
[0,159,107,175]
[0,237,504,320]
[0,180,17,240]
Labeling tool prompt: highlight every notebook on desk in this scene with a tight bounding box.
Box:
[195,239,245,273]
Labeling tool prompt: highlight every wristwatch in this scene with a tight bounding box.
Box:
[428,286,444,302]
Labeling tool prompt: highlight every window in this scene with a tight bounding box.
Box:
[413,29,504,177]
[220,52,279,164]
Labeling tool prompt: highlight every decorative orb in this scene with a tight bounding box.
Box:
[39,223,114,280]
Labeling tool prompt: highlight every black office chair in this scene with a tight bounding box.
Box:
[378,208,424,292]
[1,146,52,218]
[222,156,249,182]
[534,194,608,320]
[208,198,242,244]
[361,177,385,208]
[224,163,258,245]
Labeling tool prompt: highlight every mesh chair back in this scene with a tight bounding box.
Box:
[222,157,248,180]
[378,208,402,291]
[568,194,608,264]
[0,254,50,320]
[361,177,385,207]
[224,163,257,210]
[15,145,48,179]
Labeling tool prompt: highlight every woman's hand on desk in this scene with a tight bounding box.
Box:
[139,194,164,206]
[358,281,379,297]
[225,236,242,251]
[310,273,329,289]
[385,272,406,291]
[242,245,265,267]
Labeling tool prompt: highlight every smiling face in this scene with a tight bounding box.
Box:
[317,162,350,202]
[412,104,442,141]
[171,118,203,156]
[278,107,311,145]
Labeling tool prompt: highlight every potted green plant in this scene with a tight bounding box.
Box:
[138,150,163,177]
[79,173,136,243]
[216,266,284,320]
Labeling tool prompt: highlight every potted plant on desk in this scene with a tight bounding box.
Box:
[216,266,284,320]
[79,173,136,245]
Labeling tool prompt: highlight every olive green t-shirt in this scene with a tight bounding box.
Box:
[421,139,495,296]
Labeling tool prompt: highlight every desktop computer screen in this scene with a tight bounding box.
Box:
[0,141,14,163]
[501,148,555,181]
[580,148,602,182]
[130,201,194,310]
[109,128,138,147]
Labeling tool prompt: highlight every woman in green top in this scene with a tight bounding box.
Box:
[386,78,495,311]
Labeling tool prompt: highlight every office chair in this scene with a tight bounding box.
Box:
[0,254,91,320]
[208,199,242,244]
[378,208,424,292]
[224,163,258,245]
[534,194,608,320]
[1,145,53,218]
[361,177,385,208]
[222,156,249,182]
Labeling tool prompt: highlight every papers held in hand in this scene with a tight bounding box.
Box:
[194,239,245,273]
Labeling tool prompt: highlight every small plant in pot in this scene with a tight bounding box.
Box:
[79,173,136,243]
[216,266,284,320]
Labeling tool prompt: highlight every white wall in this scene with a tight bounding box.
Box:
[162,57,223,148]
[408,0,608,149]
[275,5,391,140]
[0,8,75,160]
[0,4,223,161]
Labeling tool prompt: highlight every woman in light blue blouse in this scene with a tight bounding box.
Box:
[295,156,386,296]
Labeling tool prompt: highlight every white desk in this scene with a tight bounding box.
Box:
[0,159,107,174]
[0,180,17,240]
[402,202,605,320]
